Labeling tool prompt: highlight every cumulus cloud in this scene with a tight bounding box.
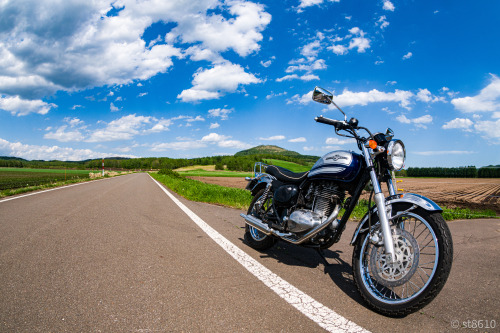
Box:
[276,74,319,82]
[383,0,395,11]
[208,108,233,120]
[296,0,340,12]
[44,126,85,142]
[86,114,153,142]
[289,137,307,143]
[0,95,56,116]
[332,88,414,109]
[327,27,370,55]
[259,135,285,141]
[0,137,134,161]
[396,114,433,128]
[0,0,271,112]
[403,52,413,60]
[451,74,500,113]
[442,118,473,130]
[178,63,261,102]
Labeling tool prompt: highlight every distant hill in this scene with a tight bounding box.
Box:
[235,145,302,157]
[235,145,319,164]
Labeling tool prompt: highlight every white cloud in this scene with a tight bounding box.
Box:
[259,135,285,141]
[396,114,433,128]
[383,1,395,11]
[416,88,445,103]
[332,88,414,109]
[285,59,327,73]
[474,119,500,140]
[44,126,85,142]
[442,118,473,130]
[201,133,231,142]
[87,114,152,142]
[377,16,389,30]
[451,74,500,113]
[150,141,207,151]
[289,137,307,143]
[0,137,134,161]
[0,0,271,111]
[110,102,120,112]
[327,27,370,55]
[210,122,220,129]
[287,91,314,105]
[178,63,261,102]
[325,137,356,145]
[296,0,340,12]
[403,52,413,60]
[276,74,319,82]
[208,108,233,120]
[414,151,475,156]
[200,132,251,149]
[0,95,56,116]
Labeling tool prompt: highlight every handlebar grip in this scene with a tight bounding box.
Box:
[315,116,345,129]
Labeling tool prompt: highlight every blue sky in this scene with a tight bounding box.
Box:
[0,0,499,167]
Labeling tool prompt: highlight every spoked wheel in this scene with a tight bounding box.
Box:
[352,206,453,317]
[244,189,276,250]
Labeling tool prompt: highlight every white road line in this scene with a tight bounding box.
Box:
[0,178,108,203]
[150,175,370,333]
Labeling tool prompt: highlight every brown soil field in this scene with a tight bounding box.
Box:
[188,176,500,214]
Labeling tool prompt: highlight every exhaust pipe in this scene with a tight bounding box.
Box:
[240,213,272,235]
[240,204,341,245]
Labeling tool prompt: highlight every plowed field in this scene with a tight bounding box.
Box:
[188,176,500,213]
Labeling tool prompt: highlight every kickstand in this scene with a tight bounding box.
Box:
[315,248,334,268]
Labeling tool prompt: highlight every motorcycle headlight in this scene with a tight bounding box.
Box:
[387,139,405,171]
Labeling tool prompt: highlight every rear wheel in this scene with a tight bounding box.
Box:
[352,206,453,317]
[244,189,276,250]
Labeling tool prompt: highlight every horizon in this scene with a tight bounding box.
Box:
[0,1,499,168]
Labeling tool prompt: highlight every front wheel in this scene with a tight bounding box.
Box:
[244,189,276,250]
[352,207,453,317]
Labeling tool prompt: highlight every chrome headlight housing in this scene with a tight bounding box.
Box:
[387,139,406,171]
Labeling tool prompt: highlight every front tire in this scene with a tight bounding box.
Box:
[244,189,276,250]
[352,207,453,317]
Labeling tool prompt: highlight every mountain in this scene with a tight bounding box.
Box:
[235,145,302,157]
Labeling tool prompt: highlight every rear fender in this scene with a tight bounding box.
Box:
[350,193,442,245]
[245,173,275,196]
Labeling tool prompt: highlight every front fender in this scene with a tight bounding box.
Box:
[350,193,442,245]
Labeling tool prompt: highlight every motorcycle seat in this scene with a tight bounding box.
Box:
[266,165,309,184]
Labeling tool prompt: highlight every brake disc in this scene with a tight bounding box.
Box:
[369,228,420,288]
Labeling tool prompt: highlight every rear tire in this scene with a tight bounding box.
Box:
[352,206,453,317]
[244,189,276,250]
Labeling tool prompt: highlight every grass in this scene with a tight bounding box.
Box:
[150,170,252,210]
[177,168,253,178]
[264,159,312,173]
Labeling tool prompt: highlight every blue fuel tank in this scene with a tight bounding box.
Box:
[308,150,363,182]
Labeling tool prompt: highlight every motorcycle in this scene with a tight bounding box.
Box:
[240,86,453,317]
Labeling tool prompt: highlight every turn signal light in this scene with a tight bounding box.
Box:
[368,140,377,149]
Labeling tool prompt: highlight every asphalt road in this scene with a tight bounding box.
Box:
[0,173,498,332]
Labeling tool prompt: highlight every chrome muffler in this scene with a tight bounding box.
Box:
[240,204,341,245]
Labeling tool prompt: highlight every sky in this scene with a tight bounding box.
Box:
[0,0,499,167]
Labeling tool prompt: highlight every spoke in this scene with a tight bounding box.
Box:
[418,267,431,278]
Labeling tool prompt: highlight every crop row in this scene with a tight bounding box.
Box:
[0,170,90,190]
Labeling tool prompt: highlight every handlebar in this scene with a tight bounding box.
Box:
[315,116,348,130]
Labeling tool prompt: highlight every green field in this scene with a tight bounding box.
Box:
[264,159,312,173]
[176,168,253,178]
[0,168,92,190]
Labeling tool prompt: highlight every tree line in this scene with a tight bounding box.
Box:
[396,166,500,178]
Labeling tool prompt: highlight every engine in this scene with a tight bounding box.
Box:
[287,181,344,233]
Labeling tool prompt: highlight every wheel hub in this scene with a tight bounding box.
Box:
[369,228,420,287]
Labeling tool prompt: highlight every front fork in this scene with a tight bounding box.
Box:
[362,145,397,263]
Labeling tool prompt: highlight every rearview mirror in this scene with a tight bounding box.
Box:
[312,86,333,105]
